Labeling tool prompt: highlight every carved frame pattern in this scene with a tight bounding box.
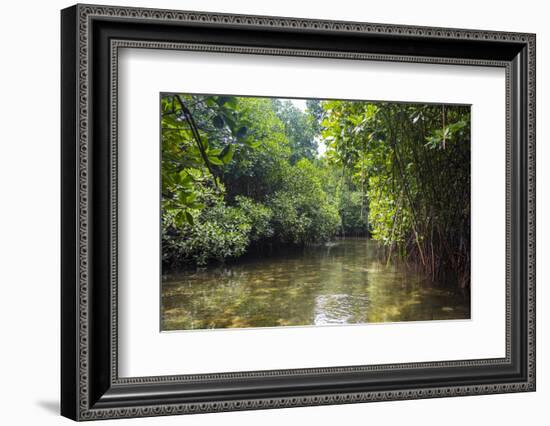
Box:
[61,3,536,421]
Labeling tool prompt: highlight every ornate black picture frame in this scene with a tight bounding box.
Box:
[61,4,536,421]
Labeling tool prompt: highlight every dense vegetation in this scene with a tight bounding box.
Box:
[161,94,470,289]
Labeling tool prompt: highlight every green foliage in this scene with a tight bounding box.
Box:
[234,196,274,242]
[272,99,319,162]
[221,97,291,201]
[306,99,324,133]
[161,94,248,226]
[322,101,471,286]
[161,93,471,288]
[163,192,274,267]
[336,183,369,236]
[163,206,251,268]
[268,159,340,244]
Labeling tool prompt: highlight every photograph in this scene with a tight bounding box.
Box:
[57,3,536,420]
[160,94,472,331]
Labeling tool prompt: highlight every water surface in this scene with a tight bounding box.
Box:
[162,238,470,330]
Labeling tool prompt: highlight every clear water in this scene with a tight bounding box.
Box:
[161,238,470,331]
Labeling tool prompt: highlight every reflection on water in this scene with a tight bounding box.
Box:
[161,238,470,331]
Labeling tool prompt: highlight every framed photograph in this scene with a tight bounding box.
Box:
[61,4,536,421]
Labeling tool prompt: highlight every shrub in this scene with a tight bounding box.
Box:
[162,194,275,269]
[163,202,251,268]
[268,159,340,245]
[234,196,274,242]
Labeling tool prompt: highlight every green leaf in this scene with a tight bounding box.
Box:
[185,211,194,226]
[178,171,193,186]
[183,192,196,203]
[221,145,235,164]
[213,115,224,129]
[188,202,205,210]
[207,148,223,156]
[247,140,262,149]
[208,156,224,166]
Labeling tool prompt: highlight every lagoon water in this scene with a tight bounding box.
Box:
[162,238,470,331]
